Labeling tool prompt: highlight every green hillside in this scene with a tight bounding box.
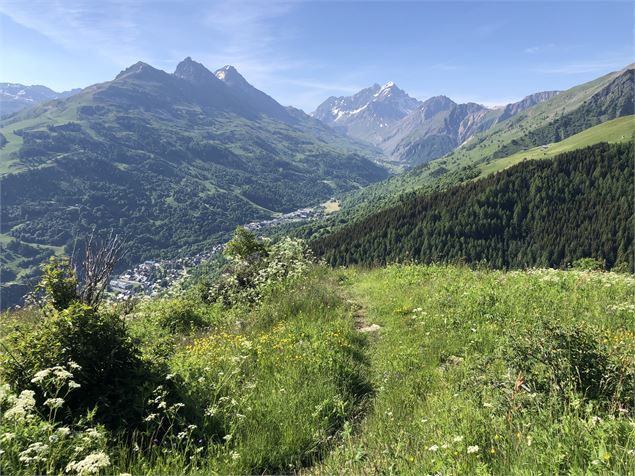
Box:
[478,115,635,177]
[0,59,388,307]
[313,142,634,270]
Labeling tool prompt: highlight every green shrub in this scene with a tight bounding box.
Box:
[1,302,152,429]
[146,298,211,333]
[504,320,631,407]
[31,256,79,311]
[208,231,314,307]
[571,257,606,271]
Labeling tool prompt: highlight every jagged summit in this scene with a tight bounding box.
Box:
[214,65,249,88]
[115,61,158,80]
[311,81,421,142]
[173,57,219,84]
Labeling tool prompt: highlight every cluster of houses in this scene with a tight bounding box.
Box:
[109,244,223,299]
[243,206,322,231]
[109,201,332,300]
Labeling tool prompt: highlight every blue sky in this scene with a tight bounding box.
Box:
[0,1,632,111]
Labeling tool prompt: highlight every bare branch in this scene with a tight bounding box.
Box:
[75,229,126,308]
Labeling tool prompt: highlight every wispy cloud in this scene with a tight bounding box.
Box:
[194,0,303,85]
[0,0,145,66]
[477,20,506,37]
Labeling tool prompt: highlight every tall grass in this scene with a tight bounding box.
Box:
[1,264,633,474]
[311,265,635,475]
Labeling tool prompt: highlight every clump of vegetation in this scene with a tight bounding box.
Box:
[0,365,111,476]
[505,319,632,409]
[208,227,314,306]
[2,257,151,429]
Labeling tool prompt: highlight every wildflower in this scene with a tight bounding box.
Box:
[68,361,82,370]
[66,452,111,475]
[44,397,65,409]
[490,447,496,454]
[482,402,493,408]
[57,427,71,437]
[467,445,479,454]
[31,369,52,384]
[428,445,439,452]
[144,413,158,422]
[5,390,36,420]
[231,451,241,461]
[53,367,74,381]
[84,428,101,439]
[0,432,15,442]
[68,381,81,389]
[19,442,49,465]
[453,436,464,443]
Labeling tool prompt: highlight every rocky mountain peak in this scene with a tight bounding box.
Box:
[214,65,249,88]
[174,57,218,84]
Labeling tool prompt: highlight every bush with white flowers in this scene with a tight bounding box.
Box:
[0,364,110,475]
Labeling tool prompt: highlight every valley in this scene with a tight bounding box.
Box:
[0,4,633,472]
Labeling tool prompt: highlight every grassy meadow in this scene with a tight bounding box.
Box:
[1,257,634,474]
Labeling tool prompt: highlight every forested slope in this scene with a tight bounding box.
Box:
[313,142,633,270]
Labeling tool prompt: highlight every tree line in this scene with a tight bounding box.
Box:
[312,142,634,271]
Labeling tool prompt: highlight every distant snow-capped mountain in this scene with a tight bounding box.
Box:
[0,83,81,117]
[311,82,422,143]
[313,84,560,166]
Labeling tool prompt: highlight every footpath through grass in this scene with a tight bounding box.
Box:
[1,263,633,474]
[313,265,635,475]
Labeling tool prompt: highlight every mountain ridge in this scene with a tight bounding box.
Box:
[312,83,562,166]
[0,57,388,308]
[0,83,82,117]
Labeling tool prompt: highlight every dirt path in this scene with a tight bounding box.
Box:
[346,297,381,333]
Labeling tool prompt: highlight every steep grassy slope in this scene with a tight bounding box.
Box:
[477,115,635,177]
[313,142,634,270]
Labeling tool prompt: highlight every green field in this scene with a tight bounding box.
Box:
[478,115,635,177]
[2,259,633,475]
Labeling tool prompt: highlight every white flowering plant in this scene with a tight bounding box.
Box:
[0,364,110,475]
[208,229,315,308]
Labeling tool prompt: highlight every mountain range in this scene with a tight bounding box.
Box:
[0,83,81,117]
[295,63,634,245]
[1,60,633,308]
[0,57,387,306]
[313,84,561,166]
